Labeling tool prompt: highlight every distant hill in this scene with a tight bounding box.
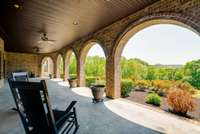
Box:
[91,56,184,68]
[153,64,183,68]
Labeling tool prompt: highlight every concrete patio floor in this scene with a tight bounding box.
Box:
[0,78,200,134]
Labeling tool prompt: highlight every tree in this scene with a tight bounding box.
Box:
[85,56,105,78]
[146,66,157,80]
[174,68,184,80]
[69,54,77,76]
[121,57,148,80]
[184,60,200,89]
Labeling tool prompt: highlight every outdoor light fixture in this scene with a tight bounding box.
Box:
[13,0,24,10]
[73,21,79,25]
[13,4,20,9]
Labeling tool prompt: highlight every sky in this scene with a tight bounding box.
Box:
[87,24,200,65]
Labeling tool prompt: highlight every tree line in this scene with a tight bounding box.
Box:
[69,54,200,89]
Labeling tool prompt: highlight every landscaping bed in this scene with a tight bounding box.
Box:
[126,90,200,121]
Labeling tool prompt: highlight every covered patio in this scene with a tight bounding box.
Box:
[0,78,200,134]
[0,0,200,133]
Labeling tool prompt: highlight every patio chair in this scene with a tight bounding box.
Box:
[8,72,29,111]
[8,79,79,134]
[12,72,29,81]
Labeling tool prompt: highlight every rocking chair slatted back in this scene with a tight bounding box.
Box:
[8,80,57,134]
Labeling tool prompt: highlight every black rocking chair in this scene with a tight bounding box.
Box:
[8,79,79,134]
[9,72,29,111]
[12,72,29,81]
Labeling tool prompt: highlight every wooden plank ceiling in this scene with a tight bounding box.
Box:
[0,0,158,53]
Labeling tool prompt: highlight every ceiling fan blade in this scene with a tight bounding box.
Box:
[47,41,55,44]
[37,40,44,44]
[48,39,56,42]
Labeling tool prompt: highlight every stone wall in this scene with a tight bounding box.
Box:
[40,0,200,99]
[6,52,39,76]
[10,0,200,98]
[0,38,4,88]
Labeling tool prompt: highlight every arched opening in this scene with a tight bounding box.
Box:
[41,57,54,78]
[114,19,200,98]
[113,19,200,120]
[56,54,64,79]
[65,49,77,79]
[79,41,106,87]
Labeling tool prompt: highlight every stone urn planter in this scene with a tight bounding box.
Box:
[90,85,105,103]
[49,74,53,79]
[68,78,77,88]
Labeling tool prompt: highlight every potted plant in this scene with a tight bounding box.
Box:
[90,84,105,103]
[49,74,53,79]
[68,77,77,88]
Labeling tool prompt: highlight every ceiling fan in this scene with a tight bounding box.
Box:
[38,32,56,45]
[32,46,40,53]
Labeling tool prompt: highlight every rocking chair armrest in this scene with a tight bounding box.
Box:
[54,101,77,125]
[55,111,73,125]
[64,101,77,114]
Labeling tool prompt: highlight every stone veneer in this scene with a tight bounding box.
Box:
[5,52,39,77]
[0,38,4,88]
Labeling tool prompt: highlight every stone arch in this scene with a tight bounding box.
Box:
[111,13,200,98]
[78,39,107,87]
[41,57,54,77]
[56,54,64,78]
[64,48,78,80]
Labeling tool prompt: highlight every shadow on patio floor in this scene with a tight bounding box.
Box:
[0,78,163,134]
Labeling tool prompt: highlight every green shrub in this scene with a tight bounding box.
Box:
[95,80,106,86]
[69,74,77,79]
[121,79,133,97]
[157,89,167,97]
[145,92,161,106]
[135,80,152,89]
[86,77,96,87]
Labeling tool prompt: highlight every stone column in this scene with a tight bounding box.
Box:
[64,50,72,81]
[53,58,57,78]
[106,55,120,99]
[64,63,69,80]
[77,56,85,87]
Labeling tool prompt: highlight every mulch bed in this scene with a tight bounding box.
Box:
[126,90,200,122]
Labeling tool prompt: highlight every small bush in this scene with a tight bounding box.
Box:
[69,74,77,79]
[121,79,133,97]
[95,80,106,86]
[86,77,96,87]
[145,92,161,106]
[167,88,196,116]
[157,89,167,97]
[152,80,171,91]
[135,80,152,89]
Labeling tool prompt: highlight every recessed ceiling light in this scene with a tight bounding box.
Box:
[73,21,79,25]
[13,4,20,9]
